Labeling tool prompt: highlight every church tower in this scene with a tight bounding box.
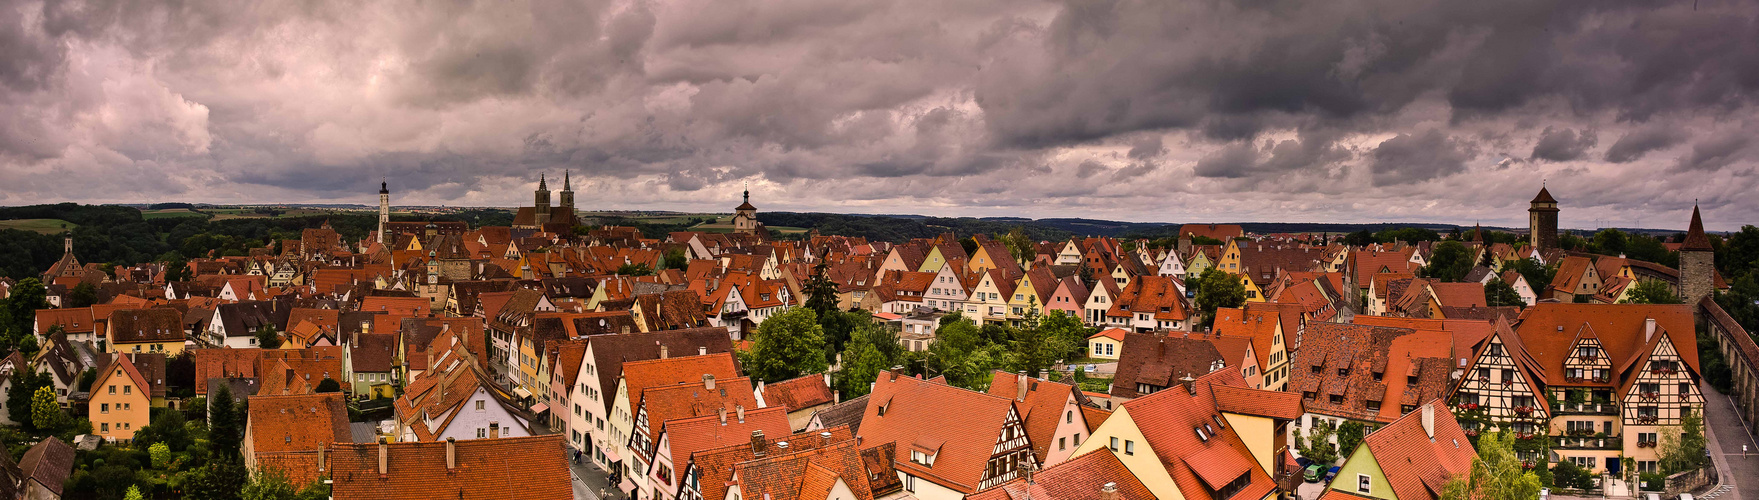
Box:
[1528,185,1559,252]
[378,179,390,245]
[558,170,575,226]
[732,183,758,235]
[534,174,552,226]
[1679,204,1715,304]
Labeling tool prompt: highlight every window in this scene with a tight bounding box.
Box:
[1124,440,1135,456]
[1358,474,1372,493]
[478,428,487,438]
[101,403,109,413]
[1110,437,1119,451]
[1066,411,1073,423]
[1059,437,1066,451]
[109,385,116,395]
[905,475,916,493]
[477,400,486,411]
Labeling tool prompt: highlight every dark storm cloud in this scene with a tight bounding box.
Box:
[1529,127,1596,162]
[0,0,1756,228]
[1604,125,1688,163]
[1371,130,1473,186]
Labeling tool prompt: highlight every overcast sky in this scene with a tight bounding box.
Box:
[2,0,1755,230]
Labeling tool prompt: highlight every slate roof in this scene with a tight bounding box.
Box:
[16,437,74,498]
[809,394,869,434]
[328,435,572,500]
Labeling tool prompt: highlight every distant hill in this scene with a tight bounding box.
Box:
[758,212,1499,240]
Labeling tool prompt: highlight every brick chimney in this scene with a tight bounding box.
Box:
[377,438,389,476]
[736,405,745,423]
[1421,402,1436,440]
[751,430,767,457]
[1100,482,1119,500]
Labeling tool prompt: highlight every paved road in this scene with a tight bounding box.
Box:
[568,448,620,500]
[1701,381,1753,500]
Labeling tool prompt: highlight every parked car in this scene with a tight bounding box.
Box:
[1304,464,1324,482]
[1295,457,1314,470]
[1324,466,1341,482]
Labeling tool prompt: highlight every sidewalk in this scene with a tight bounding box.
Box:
[568,449,619,500]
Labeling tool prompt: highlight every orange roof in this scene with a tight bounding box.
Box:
[985,372,1081,461]
[658,406,791,486]
[1512,303,1696,387]
[860,372,1019,493]
[1088,328,1128,342]
[1361,400,1476,500]
[1211,307,1281,371]
[1211,384,1304,420]
[247,393,351,485]
[1120,369,1278,500]
[966,448,1154,500]
[328,435,572,499]
[35,308,95,334]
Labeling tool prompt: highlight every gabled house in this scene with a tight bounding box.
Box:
[1211,307,1293,392]
[243,393,352,486]
[90,354,153,442]
[1326,400,1475,500]
[985,371,1103,467]
[328,435,573,500]
[859,371,1034,499]
[1109,333,1227,403]
[567,328,734,469]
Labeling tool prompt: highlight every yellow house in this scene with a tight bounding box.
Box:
[106,309,187,356]
[91,355,154,443]
[918,245,950,273]
[1217,239,1245,274]
[1087,328,1126,360]
[1187,251,1214,277]
[968,243,1000,274]
[1241,274,1267,303]
[966,270,1014,325]
[1070,369,1298,500]
[1008,268,1056,321]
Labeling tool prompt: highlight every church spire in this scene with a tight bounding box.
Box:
[539,173,548,191]
[563,170,571,191]
[1682,203,1712,251]
[743,181,749,204]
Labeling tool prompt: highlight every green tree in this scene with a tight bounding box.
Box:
[209,386,242,459]
[255,325,283,349]
[1037,310,1092,359]
[5,370,47,430]
[1621,279,1683,305]
[1551,460,1593,490]
[837,322,905,398]
[1440,431,1543,500]
[77,367,97,392]
[1657,409,1707,473]
[125,485,145,500]
[615,262,654,276]
[30,386,63,432]
[185,458,249,500]
[1343,230,1376,247]
[1509,258,1554,295]
[316,378,342,393]
[0,278,48,353]
[927,319,1003,391]
[662,248,689,270]
[65,282,99,308]
[150,442,173,469]
[136,408,192,451]
[242,468,298,500]
[1423,241,1475,282]
[1005,307,1071,377]
[1192,268,1246,328]
[1337,421,1366,458]
[1298,419,1339,465]
[802,262,842,318]
[746,308,829,383]
[164,260,193,283]
[1591,229,1629,255]
[1485,278,1525,308]
[999,227,1037,266]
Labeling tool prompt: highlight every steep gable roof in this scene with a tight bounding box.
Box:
[859,371,1018,493]
[328,435,572,500]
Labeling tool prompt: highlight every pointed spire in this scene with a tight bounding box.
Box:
[539,173,548,191]
[563,170,571,191]
[1682,203,1712,251]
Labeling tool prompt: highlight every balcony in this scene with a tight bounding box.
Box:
[1552,434,1620,450]
[1551,402,1618,415]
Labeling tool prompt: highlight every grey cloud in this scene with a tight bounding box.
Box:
[1604,125,1686,163]
[1192,129,1351,180]
[1529,127,1596,162]
[1370,130,1472,186]
[1676,133,1753,172]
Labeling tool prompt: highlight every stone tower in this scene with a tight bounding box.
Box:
[1528,186,1559,252]
[1679,204,1715,304]
[559,170,575,226]
[378,179,390,244]
[733,183,758,235]
[534,174,552,226]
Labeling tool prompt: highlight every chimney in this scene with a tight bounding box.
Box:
[699,346,708,355]
[1645,318,1657,343]
[377,438,388,475]
[719,407,728,425]
[1100,482,1120,500]
[1421,403,1436,440]
[736,405,746,423]
[445,438,457,470]
[834,390,841,404]
[1158,339,1167,358]
[820,431,833,447]
[704,374,717,390]
[1016,371,1029,401]
[318,444,326,472]
[660,344,669,359]
[751,430,767,457]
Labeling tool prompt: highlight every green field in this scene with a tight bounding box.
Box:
[141,208,211,220]
[0,219,78,234]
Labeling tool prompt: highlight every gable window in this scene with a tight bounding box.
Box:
[1358,474,1372,493]
[1124,440,1135,456]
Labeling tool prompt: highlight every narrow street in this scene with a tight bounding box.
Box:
[1701,381,1752,500]
[568,447,619,500]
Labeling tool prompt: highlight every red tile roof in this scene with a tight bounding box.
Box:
[761,374,835,412]
[1360,400,1476,500]
[1120,369,1277,500]
[328,435,572,499]
[247,393,351,485]
[859,371,1019,493]
[657,405,791,486]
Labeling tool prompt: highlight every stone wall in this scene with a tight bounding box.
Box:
[1701,297,1759,435]
[1681,251,1715,303]
[1665,467,1712,498]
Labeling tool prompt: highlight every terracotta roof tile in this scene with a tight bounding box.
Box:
[329,435,572,499]
[247,393,351,485]
[762,374,835,412]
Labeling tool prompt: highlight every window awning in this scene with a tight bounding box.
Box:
[513,387,533,399]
